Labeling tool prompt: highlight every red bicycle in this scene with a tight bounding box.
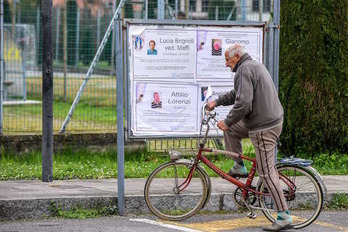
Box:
[144,93,324,229]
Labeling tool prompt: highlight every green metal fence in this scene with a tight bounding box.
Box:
[1,0,272,135]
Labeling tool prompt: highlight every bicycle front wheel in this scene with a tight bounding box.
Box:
[144,161,209,221]
[259,164,323,229]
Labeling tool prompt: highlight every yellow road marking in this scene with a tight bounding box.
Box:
[169,217,270,232]
[166,216,348,232]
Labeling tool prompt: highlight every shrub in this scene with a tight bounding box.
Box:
[279,0,347,156]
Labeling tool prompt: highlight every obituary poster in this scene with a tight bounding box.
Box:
[130,27,197,80]
[198,82,234,136]
[196,27,264,79]
[127,23,265,138]
[132,82,200,135]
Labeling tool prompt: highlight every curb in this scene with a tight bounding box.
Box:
[0,192,339,220]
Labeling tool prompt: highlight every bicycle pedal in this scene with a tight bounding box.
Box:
[247,212,257,219]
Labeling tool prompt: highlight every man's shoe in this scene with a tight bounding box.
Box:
[262,220,294,231]
[227,168,248,178]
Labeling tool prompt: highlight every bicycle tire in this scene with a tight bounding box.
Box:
[258,164,323,229]
[144,161,209,221]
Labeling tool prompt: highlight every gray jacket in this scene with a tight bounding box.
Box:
[215,53,283,132]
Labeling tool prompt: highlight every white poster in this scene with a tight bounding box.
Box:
[198,82,234,136]
[196,27,263,79]
[128,23,265,138]
[131,28,197,80]
[133,82,200,135]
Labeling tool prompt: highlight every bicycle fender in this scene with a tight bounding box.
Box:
[306,166,328,201]
[256,163,324,194]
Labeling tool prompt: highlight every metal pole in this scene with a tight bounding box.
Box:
[226,6,236,21]
[59,0,126,133]
[273,0,280,92]
[259,0,263,21]
[123,22,128,140]
[22,42,26,100]
[12,0,15,36]
[0,0,4,135]
[36,4,40,65]
[42,0,53,183]
[116,19,125,216]
[241,0,246,21]
[265,23,274,81]
[17,1,20,23]
[97,9,101,46]
[75,8,80,69]
[175,0,178,18]
[111,0,116,75]
[185,0,189,19]
[55,8,59,61]
[157,0,164,20]
[267,0,280,161]
[215,6,218,20]
[145,0,148,19]
[63,0,67,102]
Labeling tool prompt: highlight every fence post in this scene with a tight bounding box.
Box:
[241,0,247,21]
[116,18,125,216]
[0,0,4,135]
[266,0,281,161]
[215,6,218,20]
[97,9,101,46]
[157,0,164,19]
[36,4,40,66]
[175,0,178,18]
[63,0,67,102]
[42,0,53,182]
[273,0,280,92]
[259,0,263,21]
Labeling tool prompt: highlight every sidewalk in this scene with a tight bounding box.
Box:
[0,176,347,220]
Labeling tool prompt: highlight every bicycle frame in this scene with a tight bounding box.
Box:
[176,146,296,205]
[177,104,296,202]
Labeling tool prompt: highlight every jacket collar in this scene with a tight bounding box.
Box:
[232,53,252,72]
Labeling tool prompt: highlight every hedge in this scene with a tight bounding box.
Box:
[279,0,347,156]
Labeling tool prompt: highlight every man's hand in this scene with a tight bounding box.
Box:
[206,101,217,111]
[217,120,228,131]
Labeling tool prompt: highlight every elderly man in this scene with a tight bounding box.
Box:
[206,44,293,231]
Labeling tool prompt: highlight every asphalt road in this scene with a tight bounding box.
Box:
[1,210,347,232]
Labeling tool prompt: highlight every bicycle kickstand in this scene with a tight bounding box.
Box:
[242,198,257,219]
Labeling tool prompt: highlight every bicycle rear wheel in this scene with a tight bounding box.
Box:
[144,161,209,221]
[259,164,323,229]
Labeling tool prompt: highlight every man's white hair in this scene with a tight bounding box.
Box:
[226,44,246,58]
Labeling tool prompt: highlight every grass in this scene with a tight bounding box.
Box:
[26,77,116,107]
[0,148,234,180]
[49,202,118,219]
[3,76,116,133]
[0,140,347,180]
[4,101,117,133]
[327,193,348,210]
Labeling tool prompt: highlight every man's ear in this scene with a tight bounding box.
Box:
[235,54,241,60]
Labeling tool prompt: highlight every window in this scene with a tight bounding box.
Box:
[252,0,271,12]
